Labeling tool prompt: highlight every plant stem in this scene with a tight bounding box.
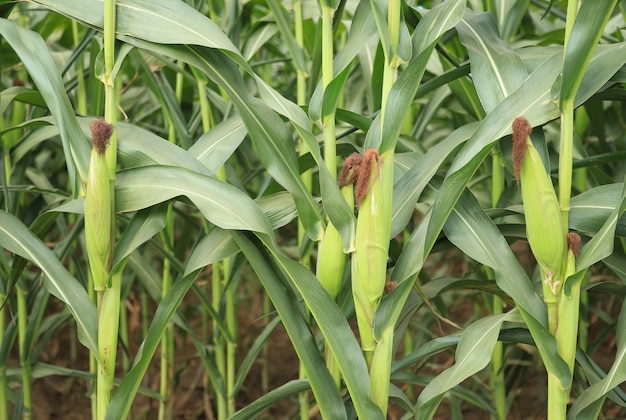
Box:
[490,154,506,420]
[71,20,88,116]
[213,261,227,420]
[159,206,174,420]
[293,1,313,416]
[361,0,401,414]
[316,1,346,392]
[0,294,5,420]
[95,1,119,418]
[225,264,236,416]
[97,274,121,420]
[17,284,31,420]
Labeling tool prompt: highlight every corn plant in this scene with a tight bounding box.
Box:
[2,0,626,419]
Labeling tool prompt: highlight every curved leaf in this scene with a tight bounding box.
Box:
[32,0,245,65]
[444,191,545,319]
[576,182,626,272]
[232,233,350,420]
[0,18,89,194]
[187,116,247,173]
[249,233,386,420]
[391,122,477,237]
[457,11,528,112]
[115,165,274,236]
[415,310,521,413]
[105,270,199,420]
[0,210,98,358]
[560,0,619,109]
[568,298,626,416]
[230,379,310,420]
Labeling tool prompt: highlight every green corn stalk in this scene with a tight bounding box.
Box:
[95,1,120,418]
[86,118,117,420]
[513,117,584,419]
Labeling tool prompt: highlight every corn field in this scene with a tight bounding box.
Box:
[2,0,626,418]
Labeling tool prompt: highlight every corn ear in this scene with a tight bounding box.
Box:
[352,149,392,360]
[316,223,346,300]
[513,117,565,299]
[316,153,363,299]
[85,120,113,291]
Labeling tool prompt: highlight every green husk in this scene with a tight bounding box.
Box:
[85,148,112,291]
[352,149,392,361]
[514,117,566,301]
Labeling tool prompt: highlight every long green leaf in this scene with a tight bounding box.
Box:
[256,80,356,250]
[444,191,546,319]
[105,270,199,420]
[115,166,274,236]
[569,183,626,235]
[415,310,521,414]
[187,116,247,174]
[265,0,307,73]
[366,0,466,153]
[232,232,349,420]
[0,210,98,358]
[456,11,528,112]
[32,0,245,66]
[576,181,626,272]
[230,379,310,420]
[568,298,626,416]
[0,18,89,195]
[391,122,477,237]
[250,233,386,420]
[559,0,619,109]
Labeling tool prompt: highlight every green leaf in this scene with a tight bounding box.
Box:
[106,270,200,420]
[232,233,350,420]
[232,316,281,396]
[568,298,626,416]
[456,11,528,112]
[366,0,466,152]
[171,44,323,240]
[415,310,521,413]
[0,86,46,114]
[444,191,546,321]
[559,0,619,109]
[187,116,247,174]
[391,122,477,237]
[309,0,376,121]
[230,379,310,420]
[113,204,168,270]
[0,210,98,359]
[569,183,626,235]
[183,227,240,277]
[115,166,274,236]
[576,181,626,272]
[248,233,386,420]
[256,80,356,250]
[32,0,246,67]
[0,18,89,195]
[411,0,467,57]
[266,0,308,73]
